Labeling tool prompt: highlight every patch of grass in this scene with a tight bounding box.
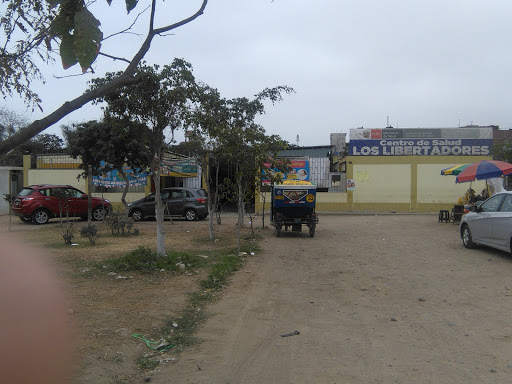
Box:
[161,306,209,353]
[199,255,243,290]
[105,246,208,273]
[136,356,158,371]
[157,244,250,354]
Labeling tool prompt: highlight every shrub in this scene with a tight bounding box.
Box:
[104,211,136,236]
[80,224,99,245]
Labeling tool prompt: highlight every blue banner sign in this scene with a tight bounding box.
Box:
[350,139,493,156]
[93,161,147,187]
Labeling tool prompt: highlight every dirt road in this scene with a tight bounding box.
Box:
[151,214,512,383]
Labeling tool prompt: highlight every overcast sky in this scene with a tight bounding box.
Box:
[6,0,512,146]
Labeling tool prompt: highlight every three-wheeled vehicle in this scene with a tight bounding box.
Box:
[270,180,319,237]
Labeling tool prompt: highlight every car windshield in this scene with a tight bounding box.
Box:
[196,189,207,197]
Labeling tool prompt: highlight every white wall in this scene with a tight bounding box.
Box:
[0,169,10,214]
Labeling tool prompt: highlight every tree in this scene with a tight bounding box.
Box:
[66,118,151,210]
[0,106,28,140]
[0,0,55,109]
[182,84,229,240]
[0,0,209,155]
[258,157,291,229]
[217,87,293,253]
[493,141,512,190]
[91,59,197,256]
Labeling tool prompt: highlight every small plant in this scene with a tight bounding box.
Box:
[3,193,16,231]
[62,223,75,245]
[104,211,136,236]
[80,223,99,245]
[136,356,158,371]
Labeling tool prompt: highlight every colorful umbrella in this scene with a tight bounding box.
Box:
[455,160,512,183]
[440,163,472,176]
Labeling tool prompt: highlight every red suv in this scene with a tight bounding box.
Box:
[12,185,111,224]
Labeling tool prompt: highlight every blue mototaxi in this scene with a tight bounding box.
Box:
[270,180,319,237]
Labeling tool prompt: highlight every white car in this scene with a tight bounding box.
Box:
[460,191,512,253]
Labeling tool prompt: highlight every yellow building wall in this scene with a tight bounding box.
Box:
[417,164,487,204]
[28,169,86,191]
[255,155,495,214]
[348,155,492,212]
[353,164,411,204]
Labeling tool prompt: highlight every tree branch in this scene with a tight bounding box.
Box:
[102,5,149,42]
[98,52,131,64]
[0,0,209,156]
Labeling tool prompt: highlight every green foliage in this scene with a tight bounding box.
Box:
[136,356,158,371]
[79,223,99,245]
[50,1,101,71]
[66,118,151,176]
[3,193,15,205]
[161,306,207,352]
[106,246,201,273]
[493,141,512,163]
[199,255,243,290]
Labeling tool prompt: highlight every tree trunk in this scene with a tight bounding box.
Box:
[207,186,215,241]
[206,159,215,241]
[237,172,243,255]
[214,162,221,225]
[154,146,166,257]
[118,168,130,214]
[262,192,266,229]
[87,165,92,224]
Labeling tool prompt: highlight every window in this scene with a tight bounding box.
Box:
[500,195,512,212]
[481,195,505,212]
[172,190,189,199]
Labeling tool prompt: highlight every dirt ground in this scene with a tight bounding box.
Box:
[2,213,512,383]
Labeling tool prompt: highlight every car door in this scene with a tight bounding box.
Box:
[470,194,504,244]
[168,189,190,215]
[65,188,88,216]
[490,194,512,249]
[39,188,61,216]
[140,193,157,217]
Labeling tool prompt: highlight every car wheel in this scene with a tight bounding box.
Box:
[92,206,107,221]
[131,208,144,222]
[309,225,316,238]
[462,224,475,249]
[32,209,50,225]
[19,217,32,224]
[276,224,282,237]
[185,209,197,221]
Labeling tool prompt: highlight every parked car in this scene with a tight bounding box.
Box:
[128,187,208,221]
[460,191,512,253]
[12,185,111,224]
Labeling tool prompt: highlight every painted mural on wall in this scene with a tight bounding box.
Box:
[93,161,147,187]
[262,158,310,185]
[161,157,198,177]
[349,128,493,156]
